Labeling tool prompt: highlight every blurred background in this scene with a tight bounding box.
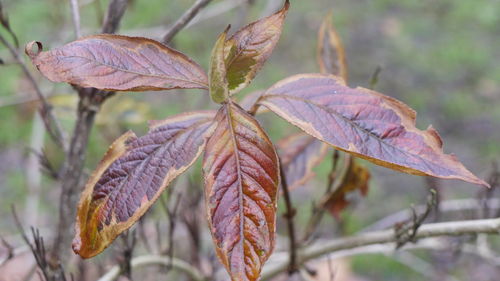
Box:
[0,0,499,280]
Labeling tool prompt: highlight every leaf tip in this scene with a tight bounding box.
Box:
[25,41,43,60]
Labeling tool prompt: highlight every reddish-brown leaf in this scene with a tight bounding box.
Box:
[317,12,348,81]
[323,156,370,219]
[224,0,289,94]
[203,102,279,281]
[25,35,208,91]
[73,111,215,258]
[278,132,328,190]
[260,73,488,187]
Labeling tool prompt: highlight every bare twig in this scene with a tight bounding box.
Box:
[161,0,214,45]
[262,217,500,280]
[301,153,350,243]
[279,160,298,274]
[68,0,82,38]
[363,198,500,232]
[395,189,437,248]
[97,255,205,281]
[12,206,67,281]
[0,34,67,150]
[101,0,129,34]
[118,230,137,279]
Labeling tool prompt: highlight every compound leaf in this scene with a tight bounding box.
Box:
[73,111,216,258]
[26,35,208,91]
[203,102,279,281]
[260,73,488,187]
[224,0,289,94]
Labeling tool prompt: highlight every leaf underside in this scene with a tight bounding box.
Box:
[224,0,289,94]
[26,35,208,91]
[278,132,328,190]
[203,102,279,281]
[73,111,215,258]
[261,73,488,187]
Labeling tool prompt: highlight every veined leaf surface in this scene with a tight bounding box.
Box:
[278,132,328,190]
[260,73,488,187]
[26,35,208,91]
[224,0,289,94]
[203,102,279,281]
[73,111,215,258]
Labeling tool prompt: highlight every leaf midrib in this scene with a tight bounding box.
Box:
[61,55,208,88]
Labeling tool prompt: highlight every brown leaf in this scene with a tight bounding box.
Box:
[73,111,216,258]
[224,0,289,94]
[203,102,279,281]
[317,12,348,81]
[209,26,230,103]
[260,73,488,187]
[323,157,370,219]
[25,35,208,91]
[278,132,328,190]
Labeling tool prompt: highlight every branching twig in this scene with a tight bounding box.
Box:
[12,206,67,281]
[0,33,67,150]
[395,189,437,248]
[262,217,500,280]
[97,255,205,281]
[161,0,214,44]
[279,160,298,274]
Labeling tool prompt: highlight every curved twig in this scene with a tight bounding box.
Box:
[161,0,214,44]
[97,255,205,281]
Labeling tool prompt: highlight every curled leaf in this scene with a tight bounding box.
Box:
[73,111,215,258]
[224,0,289,94]
[209,26,230,103]
[260,73,488,187]
[317,11,348,81]
[323,157,370,219]
[26,35,208,91]
[203,102,279,281]
[278,132,328,190]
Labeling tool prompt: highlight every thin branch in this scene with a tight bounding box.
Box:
[279,160,298,274]
[101,0,129,34]
[261,217,500,280]
[362,198,500,232]
[161,0,214,45]
[68,0,82,38]
[0,34,67,150]
[97,255,205,281]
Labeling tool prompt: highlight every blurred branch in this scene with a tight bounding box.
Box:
[101,0,129,34]
[161,0,214,44]
[97,255,205,281]
[68,0,82,38]
[362,198,500,232]
[279,159,298,274]
[0,34,67,150]
[262,217,500,280]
